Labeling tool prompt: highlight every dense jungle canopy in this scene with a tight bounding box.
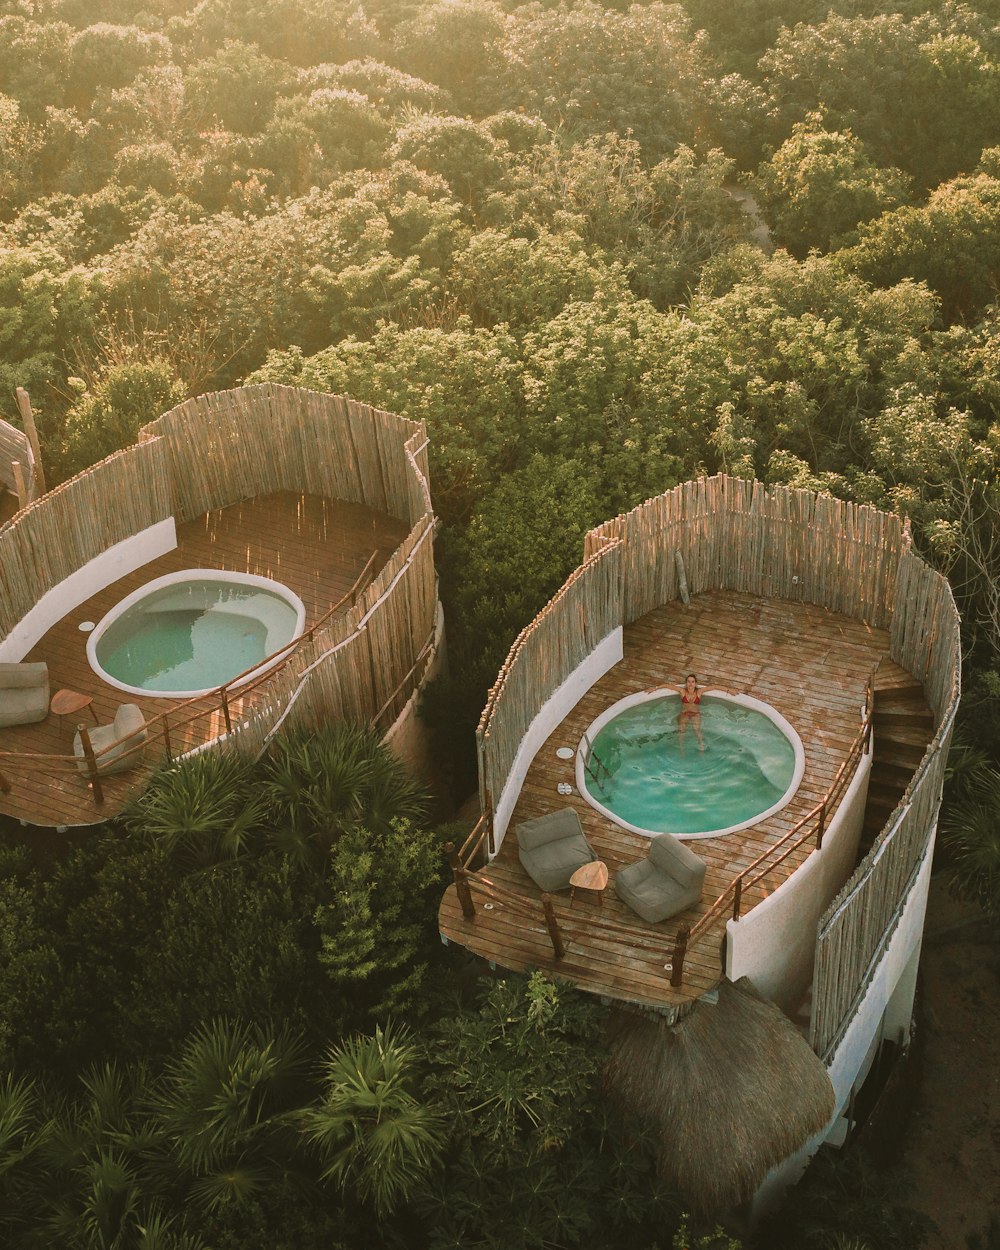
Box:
[1,1,998,1247]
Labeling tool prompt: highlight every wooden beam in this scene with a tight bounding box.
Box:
[11,459,29,511]
[15,388,46,497]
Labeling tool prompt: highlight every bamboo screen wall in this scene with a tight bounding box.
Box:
[0,385,437,744]
[810,552,960,1061]
[583,476,905,629]
[0,417,33,497]
[481,474,959,1057]
[140,384,429,529]
[212,515,439,758]
[0,438,172,638]
[477,541,623,817]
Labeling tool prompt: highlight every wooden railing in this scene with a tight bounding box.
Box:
[667,670,876,987]
[447,674,876,984]
[0,551,384,805]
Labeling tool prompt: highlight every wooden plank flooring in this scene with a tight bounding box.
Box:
[439,590,931,1013]
[0,492,408,828]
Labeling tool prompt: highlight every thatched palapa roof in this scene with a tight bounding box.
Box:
[603,977,835,1216]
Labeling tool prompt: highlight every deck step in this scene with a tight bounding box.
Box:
[874,687,931,712]
[873,675,925,697]
[873,740,925,769]
[871,721,934,747]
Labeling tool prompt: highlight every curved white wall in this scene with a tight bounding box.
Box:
[491,628,624,853]
[0,519,177,662]
[726,737,873,1012]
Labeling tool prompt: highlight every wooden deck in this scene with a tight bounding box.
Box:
[0,491,408,828]
[439,590,931,1013]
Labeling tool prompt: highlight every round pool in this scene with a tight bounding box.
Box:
[576,692,804,839]
[87,570,306,698]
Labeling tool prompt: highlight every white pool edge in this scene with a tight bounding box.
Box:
[575,689,806,840]
[86,568,307,699]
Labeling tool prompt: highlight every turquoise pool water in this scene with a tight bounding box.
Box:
[585,696,797,835]
[93,578,300,695]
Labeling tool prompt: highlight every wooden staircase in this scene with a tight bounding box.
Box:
[859,674,935,857]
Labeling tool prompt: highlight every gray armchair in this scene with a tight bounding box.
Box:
[516,807,597,892]
[0,662,50,729]
[74,704,147,776]
[614,832,706,923]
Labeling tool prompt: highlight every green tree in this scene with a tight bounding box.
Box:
[151,1018,310,1217]
[58,356,185,479]
[300,1023,445,1218]
[753,118,911,255]
[391,0,507,114]
[183,41,294,136]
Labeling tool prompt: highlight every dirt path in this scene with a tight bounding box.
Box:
[890,875,1000,1247]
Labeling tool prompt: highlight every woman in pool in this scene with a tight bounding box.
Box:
[650,673,725,752]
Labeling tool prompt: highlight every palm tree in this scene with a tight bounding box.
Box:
[150,1018,309,1216]
[124,752,266,867]
[300,1023,445,1218]
[0,1072,50,1241]
[261,724,429,866]
[941,766,1000,918]
[38,1062,179,1250]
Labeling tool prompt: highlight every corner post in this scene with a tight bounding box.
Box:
[77,724,104,807]
[670,926,690,988]
[541,894,565,959]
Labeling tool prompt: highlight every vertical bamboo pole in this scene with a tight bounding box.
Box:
[11,460,29,511]
[15,388,46,496]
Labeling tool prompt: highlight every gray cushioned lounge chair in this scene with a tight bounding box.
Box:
[74,704,147,776]
[516,807,597,892]
[0,662,50,729]
[614,831,706,924]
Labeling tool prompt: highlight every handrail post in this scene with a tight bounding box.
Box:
[220,687,232,734]
[670,926,690,988]
[455,868,475,920]
[541,894,565,959]
[444,842,475,919]
[815,801,827,849]
[731,876,743,921]
[162,713,172,762]
[77,724,104,807]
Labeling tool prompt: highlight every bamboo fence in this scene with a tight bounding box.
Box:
[479,474,959,1051]
[810,555,960,1060]
[139,384,429,529]
[476,540,623,820]
[0,386,438,810]
[0,438,172,639]
[0,416,34,499]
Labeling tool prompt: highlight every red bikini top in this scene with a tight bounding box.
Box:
[681,690,700,704]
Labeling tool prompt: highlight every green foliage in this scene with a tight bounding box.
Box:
[760,9,1000,188]
[151,1017,310,1214]
[421,973,676,1249]
[124,750,265,868]
[301,1022,445,1217]
[315,819,446,1027]
[754,1146,933,1249]
[58,355,185,479]
[753,118,911,255]
[941,766,1000,917]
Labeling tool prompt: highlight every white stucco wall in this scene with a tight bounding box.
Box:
[0,518,177,661]
[726,739,873,1013]
[750,824,936,1220]
[491,627,624,853]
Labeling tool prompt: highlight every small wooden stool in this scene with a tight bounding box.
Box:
[50,688,98,733]
[569,860,609,906]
